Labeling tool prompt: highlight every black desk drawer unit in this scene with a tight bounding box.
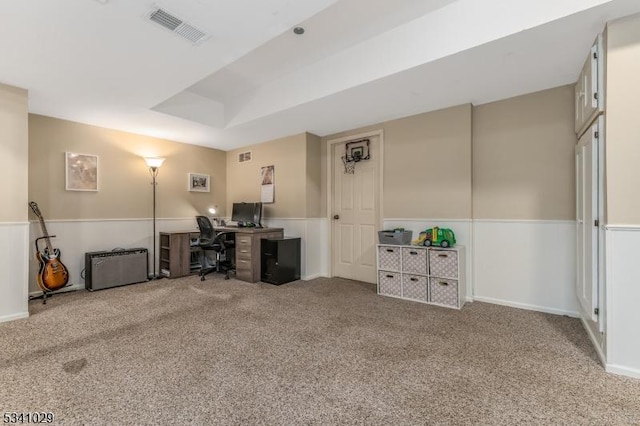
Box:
[261,237,301,285]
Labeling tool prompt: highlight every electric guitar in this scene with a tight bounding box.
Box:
[29,202,69,295]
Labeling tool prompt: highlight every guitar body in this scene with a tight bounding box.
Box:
[29,202,70,297]
[35,248,69,292]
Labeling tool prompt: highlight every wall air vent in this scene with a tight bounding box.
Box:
[147,6,208,45]
[238,151,252,163]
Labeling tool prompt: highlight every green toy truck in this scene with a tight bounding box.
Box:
[413,226,456,248]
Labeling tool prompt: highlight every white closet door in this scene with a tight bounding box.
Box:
[575,36,603,137]
[576,122,599,321]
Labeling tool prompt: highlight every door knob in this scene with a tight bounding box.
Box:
[333,214,340,220]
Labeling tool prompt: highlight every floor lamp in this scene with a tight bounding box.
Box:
[144,157,165,279]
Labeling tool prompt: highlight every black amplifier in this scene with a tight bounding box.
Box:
[85,248,148,291]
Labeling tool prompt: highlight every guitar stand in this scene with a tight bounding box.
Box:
[29,291,51,305]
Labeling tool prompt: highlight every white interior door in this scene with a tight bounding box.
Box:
[331,136,380,283]
[576,122,599,321]
[575,38,601,135]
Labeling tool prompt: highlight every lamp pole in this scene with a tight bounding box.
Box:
[151,166,158,279]
[144,157,165,279]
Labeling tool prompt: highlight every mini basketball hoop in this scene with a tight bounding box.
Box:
[342,138,370,174]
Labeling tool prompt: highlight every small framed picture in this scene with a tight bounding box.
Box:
[65,152,98,191]
[188,173,210,192]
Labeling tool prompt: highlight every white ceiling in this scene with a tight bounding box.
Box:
[1,0,640,150]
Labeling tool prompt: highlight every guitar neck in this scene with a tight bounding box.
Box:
[38,216,54,253]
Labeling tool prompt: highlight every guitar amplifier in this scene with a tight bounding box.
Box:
[85,248,148,291]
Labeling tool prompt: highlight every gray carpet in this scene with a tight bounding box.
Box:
[1,276,638,425]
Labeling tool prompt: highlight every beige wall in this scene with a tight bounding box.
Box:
[473,85,577,220]
[321,89,575,221]
[28,115,226,220]
[605,14,640,225]
[226,133,308,218]
[321,104,473,219]
[0,84,28,222]
[385,104,472,218]
[27,85,576,225]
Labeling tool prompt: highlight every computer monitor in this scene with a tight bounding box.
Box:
[252,202,262,227]
[231,202,262,227]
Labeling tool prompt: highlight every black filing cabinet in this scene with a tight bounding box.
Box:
[261,237,301,285]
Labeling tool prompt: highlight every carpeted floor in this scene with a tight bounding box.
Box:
[1,276,639,425]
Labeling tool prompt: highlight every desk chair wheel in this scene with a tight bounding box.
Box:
[200,275,205,281]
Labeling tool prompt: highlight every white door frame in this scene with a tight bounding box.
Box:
[326,129,384,278]
[576,116,606,331]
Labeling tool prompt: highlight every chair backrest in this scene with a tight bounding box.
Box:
[196,216,215,244]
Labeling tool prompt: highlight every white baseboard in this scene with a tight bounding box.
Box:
[0,312,29,323]
[580,316,606,366]
[473,296,579,317]
[302,274,325,281]
[28,284,84,298]
[605,363,640,379]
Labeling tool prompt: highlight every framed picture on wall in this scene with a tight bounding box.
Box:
[65,152,98,191]
[260,165,275,203]
[188,173,210,192]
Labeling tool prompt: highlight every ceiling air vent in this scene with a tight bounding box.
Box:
[147,6,208,45]
[238,151,252,163]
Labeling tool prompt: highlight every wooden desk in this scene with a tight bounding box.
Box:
[214,227,284,282]
[160,227,284,282]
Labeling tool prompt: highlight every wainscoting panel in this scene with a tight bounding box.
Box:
[304,218,330,280]
[473,220,578,316]
[0,223,29,322]
[261,218,329,280]
[605,226,640,379]
[383,219,473,301]
[28,218,197,293]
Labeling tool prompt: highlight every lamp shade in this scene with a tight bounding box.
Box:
[144,157,165,168]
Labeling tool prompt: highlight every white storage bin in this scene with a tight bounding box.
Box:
[378,271,402,297]
[378,245,401,271]
[402,274,428,302]
[429,277,460,308]
[401,247,428,275]
[429,249,458,278]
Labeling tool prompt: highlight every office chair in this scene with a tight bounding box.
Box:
[195,216,235,280]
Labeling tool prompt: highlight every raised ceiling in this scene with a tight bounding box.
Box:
[1,0,640,150]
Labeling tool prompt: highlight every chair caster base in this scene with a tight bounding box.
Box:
[200,275,205,281]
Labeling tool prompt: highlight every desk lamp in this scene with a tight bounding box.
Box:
[208,206,219,226]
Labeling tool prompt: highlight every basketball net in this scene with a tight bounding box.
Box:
[342,156,355,174]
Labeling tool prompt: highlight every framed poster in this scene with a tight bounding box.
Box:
[261,165,274,203]
[65,152,98,191]
[188,173,210,192]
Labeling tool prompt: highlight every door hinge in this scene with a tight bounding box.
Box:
[594,131,599,139]
[594,308,599,315]
[593,52,598,60]
[594,219,599,227]
[594,92,599,101]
